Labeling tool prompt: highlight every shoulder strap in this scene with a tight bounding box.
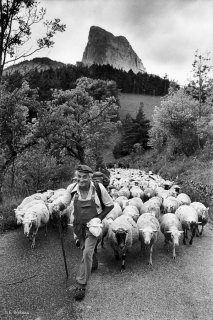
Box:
[70,183,77,198]
[94,181,105,210]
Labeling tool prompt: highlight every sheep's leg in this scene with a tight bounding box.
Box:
[120,252,126,272]
[114,249,119,260]
[45,224,47,236]
[200,223,204,236]
[172,242,176,260]
[185,229,188,239]
[148,244,153,266]
[31,228,38,249]
[189,228,195,245]
[183,229,186,245]
[164,238,170,252]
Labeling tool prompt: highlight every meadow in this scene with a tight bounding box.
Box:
[119,93,162,121]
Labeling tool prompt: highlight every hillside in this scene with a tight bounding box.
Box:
[119,93,162,121]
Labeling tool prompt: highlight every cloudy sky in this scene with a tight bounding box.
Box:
[30,0,213,85]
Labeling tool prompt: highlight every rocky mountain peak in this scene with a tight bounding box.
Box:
[82,26,146,74]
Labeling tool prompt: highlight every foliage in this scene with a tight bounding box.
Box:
[0,0,66,78]
[148,87,212,156]
[186,50,212,114]
[4,62,171,99]
[113,104,150,158]
[37,77,120,167]
[0,81,40,202]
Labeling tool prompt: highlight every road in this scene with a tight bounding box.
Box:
[0,223,213,320]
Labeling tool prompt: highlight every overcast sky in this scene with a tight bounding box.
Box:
[30,0,213,85]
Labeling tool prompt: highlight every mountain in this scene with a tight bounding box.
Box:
[82,26,146,74]
[3,57,65,75]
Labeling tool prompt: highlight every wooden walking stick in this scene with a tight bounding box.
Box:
[58,215,69,279]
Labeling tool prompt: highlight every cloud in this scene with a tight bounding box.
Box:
[28,0,213,84]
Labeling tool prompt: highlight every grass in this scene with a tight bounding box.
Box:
[119,93,162,121]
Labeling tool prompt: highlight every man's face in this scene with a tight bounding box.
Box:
[76,171,91,188]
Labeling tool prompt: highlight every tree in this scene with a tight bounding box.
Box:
[0,0,66,79]
[37,77,120,166]
[187,50,212,117]
[0,81,39,202]
[113,103,150,158]
[148,88,210,157]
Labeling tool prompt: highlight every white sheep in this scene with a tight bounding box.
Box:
[15,191,53,224]
[163,196,180,214]
[190,202,209,235]
[142,200,161,219]
[15,199,47,225]
[20,201,50,248]
[118,187,130,199]
[114,196,128,210]
[137,212,160,265]
[175,205,201,245]
[124,197,145,215]
[101,203,122,247]
[130,186,144,199]
[108,215,139,271]
[122,205,140,222]
[160,213,183,259]
[177,193,191,206]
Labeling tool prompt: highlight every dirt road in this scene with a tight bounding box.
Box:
[0,223,213,320]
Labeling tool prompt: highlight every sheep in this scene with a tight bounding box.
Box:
[175,205,201,245]
[114,196,128,210]
[118,187,130,199]
[190,202,209,235]
[15,191,53,223]
[137,213,160,265]
[177,193,191,206]
[142,200,161,219]
[163,197,180,214]
[130,186,144,199]
[160,213,183,259]
[20,201,50,248]
[123,197,145,215]
[108,215,139,271]
[100,203,123,248]
[142,188,155,202]
[15,199,47,225]
[122,205,140,222]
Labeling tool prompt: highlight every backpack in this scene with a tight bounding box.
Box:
[70,181,105,210]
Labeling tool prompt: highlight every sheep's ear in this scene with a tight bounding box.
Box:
[179,231,184,233]
[112,229,116,233]
[206,207,209,212]
[20,217,24,221]
[196,222,202,225]
[153,230,158,233]
[165,231,172,234]
[139,228,143,231]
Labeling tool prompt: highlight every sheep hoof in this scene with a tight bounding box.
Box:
[189,240,193,245]
[120,267,125,272]
[196,234,199,237]
[199,232,203,236]
[183,240,186,245]
[173,256,176,260]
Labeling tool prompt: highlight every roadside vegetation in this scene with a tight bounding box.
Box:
[0,2,212,232]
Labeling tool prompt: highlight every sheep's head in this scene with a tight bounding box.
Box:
[113,228,128,250]
[139,228,158,245]
[23,218,36,237]
[165,230,183,246]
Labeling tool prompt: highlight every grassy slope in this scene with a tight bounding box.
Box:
[118,93,162,121]
[104,93,162,163]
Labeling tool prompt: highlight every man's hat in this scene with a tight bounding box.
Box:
[92,171,104,178]
[76,164,93,174]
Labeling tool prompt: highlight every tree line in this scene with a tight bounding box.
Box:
[4,62,171,100]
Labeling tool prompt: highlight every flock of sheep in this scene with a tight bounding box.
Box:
[14,168,209,272]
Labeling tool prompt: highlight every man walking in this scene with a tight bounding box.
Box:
[57,164,114,300]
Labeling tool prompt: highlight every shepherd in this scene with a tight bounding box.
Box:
[56,164,114,300]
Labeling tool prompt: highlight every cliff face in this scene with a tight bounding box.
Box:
[82,26,146,74]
